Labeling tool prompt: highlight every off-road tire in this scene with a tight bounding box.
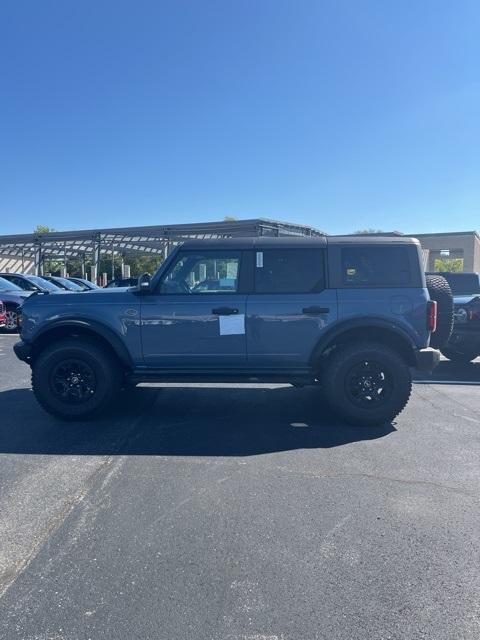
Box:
[322,342,412,426]
[425,274,454,349]
[440,346,479,363]
[32,338,122,420]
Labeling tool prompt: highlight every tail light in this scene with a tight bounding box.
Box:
[0,301,5,315]
[427,300,437,332]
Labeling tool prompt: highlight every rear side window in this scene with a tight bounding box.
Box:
[342,246,411,287]
[255,249,325,293]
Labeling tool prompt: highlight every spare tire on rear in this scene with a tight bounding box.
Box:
[425,274,454,349]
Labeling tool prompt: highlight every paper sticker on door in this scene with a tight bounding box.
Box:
[219,314,245,335]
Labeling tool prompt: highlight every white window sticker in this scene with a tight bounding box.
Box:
[256,251,263,268]
[219,314,245,335]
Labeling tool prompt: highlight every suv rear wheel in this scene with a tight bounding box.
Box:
[32,338,121,420]
[322,342,412,426]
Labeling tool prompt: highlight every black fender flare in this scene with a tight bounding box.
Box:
[309,317,418,366]
[32,319,134,369]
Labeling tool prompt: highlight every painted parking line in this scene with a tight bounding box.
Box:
[414,379,480,385]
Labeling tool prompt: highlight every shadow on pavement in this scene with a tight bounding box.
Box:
[413,360,480,384]
[0,385,395,456]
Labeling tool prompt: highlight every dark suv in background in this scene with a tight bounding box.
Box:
[428,271,480,362]
[14,236,452,425]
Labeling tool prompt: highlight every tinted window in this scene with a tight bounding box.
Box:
[342,246,411,286]
[54,277,83,291]
[0,276,22,292]
[9,276,37,290]
[255,249,325,293]
[160,251,241,294]
[27,276,60,291]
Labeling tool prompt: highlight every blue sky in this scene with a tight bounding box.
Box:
[1,0,479,235]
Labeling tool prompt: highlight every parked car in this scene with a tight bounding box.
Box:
[428,272,480,363]
[0,276,32,332]
[0,301,6,328]
[0,273,62,293]
[105,277,138,288]
[430,272,480,363]
[42,275,83,291]
[440,295,480,363]
[15,236,452,425]
[68,277,100,291]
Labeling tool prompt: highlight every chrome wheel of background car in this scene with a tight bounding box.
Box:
[345,360,393,408]
[50,359,97,404]
[4,310,18,332]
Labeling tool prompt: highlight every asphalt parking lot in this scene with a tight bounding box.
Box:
[0,332,479,640]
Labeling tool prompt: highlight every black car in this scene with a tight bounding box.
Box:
[441,293,480,362]
[0,273,61,294]
[0,276,32,332]
[427,272,480,362]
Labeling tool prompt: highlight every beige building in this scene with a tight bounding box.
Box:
[412,231,480,273]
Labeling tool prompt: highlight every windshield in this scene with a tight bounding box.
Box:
[54,277,83,291]
[0,276,23,292]
[27,275,62,292]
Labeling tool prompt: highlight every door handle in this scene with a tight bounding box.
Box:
[302,306,330,315]
[212,307,239,315]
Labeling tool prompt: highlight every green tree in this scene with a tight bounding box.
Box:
[354,229,385,234]
[223,215,237,222]
[434,258,463,272]
[34,225,55,233]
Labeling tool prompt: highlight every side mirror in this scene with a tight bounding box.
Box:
[137,272,151,292]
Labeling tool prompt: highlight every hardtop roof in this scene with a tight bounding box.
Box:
[179,235,421,250]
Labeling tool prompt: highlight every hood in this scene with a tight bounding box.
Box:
[21,286,138,307]
[0,291,32,304]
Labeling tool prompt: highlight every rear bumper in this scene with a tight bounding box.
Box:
[414,347,440,372]
[13,340,31,363]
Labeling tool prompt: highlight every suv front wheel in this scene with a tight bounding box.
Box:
[32,338,121,420]
[323,342,412,426]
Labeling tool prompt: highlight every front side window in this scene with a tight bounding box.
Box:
[10,276,37,291]
[160,251,241,294]
[255,249,325,293]
[342,246,411,286]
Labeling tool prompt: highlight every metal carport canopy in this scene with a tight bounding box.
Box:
[0,218,325,263]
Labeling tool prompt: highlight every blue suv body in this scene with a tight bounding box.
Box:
[14,236,442,425]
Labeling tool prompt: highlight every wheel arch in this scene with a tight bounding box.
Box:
[29,320,133,370]
[311,318,418,368]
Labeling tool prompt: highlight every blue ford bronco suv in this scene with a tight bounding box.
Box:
[14,236,451,425]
